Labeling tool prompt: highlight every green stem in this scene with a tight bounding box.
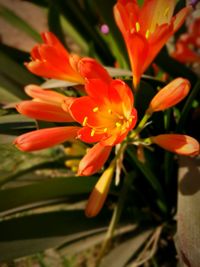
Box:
[129,112,151,139]
[96,172,133,266]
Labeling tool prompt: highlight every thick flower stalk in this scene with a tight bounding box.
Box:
[114,0,191,88]
[25,32,111,84]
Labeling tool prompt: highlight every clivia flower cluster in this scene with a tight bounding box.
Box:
[14,0,199,217]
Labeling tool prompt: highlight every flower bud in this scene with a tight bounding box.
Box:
[85,160,115,217]
[151,134,199,156]
[147,78,190,113]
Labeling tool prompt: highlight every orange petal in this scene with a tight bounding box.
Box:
[14,126,80,152]
[147,78,190,113]
[85,160,115,217]
[143,23,173,72]
[108,79,134,117]
[77,127,105,143]
[41,31,69,57]
[151,134,200,156]
[78,58,111,83]
[127,33,149,88]
[173,6,192,33]
[78,143,112,176]
[139,0,175,33]
[16,101,74,122]
[85,79,109,105]
[114,1,139,34]
[25,84,74,106]
[69,96,97,125]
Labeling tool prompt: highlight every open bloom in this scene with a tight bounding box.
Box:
[25,32,111,84]
[69,79,137,147]
[151,134,200,156]
[147,78,190,113]
[114,0,191,88]
[172,18,200,64]
[14,78,137,176]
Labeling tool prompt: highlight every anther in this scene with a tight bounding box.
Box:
[93,107,99,112]
[164,7,170,17]
[83,116,88,126]
[145,30,150,39]
[135,22,140,32]
[115,122,122,128]
[91,129,95,136]
[108,109,112,114]
[104,128,108,133]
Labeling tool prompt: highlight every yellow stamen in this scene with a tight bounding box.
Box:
[145,29,150,39]
[91,129,95,136]
[108,109,112,114]
[115,122,122,128]
[104,128,108,133]
[83,116,88,126]
[136,22,140,32]
[93,107,99,112]
[164,7,170,17]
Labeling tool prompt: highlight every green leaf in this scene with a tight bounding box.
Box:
[59,224,136,256]
[0,50,41,86]
[0,176,98,214]
[89,0,129,68]
[47,4,67,48]
[0,114,36,135]
[127,147,167,214]
[0,43,30,64]
[0,81,22,102]
[0,210,109,261]
[0,4,41,42]
[99,229,153,267]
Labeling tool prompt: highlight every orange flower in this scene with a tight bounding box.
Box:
[151,134,200,156]
[14,126,80,152]
[25,32,111,84]
[171,17,200,64]
[78,143,112,176]
[171,34,200,64]
[147,78,190,113]
[14,77,137,176]
[85,159,115,217]
[114,0,191,88]
[69,79,137,146]
[16,85,75,122]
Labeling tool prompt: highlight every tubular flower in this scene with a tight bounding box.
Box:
[14,127,80,152]
[69,79,137,147]
[16,85,75,122]
[78,142,112,176]
[147,78,190,114]
[151,134,200,156]
[114,0,191,88]
[25,32,111,84]
[85,160,116,217]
